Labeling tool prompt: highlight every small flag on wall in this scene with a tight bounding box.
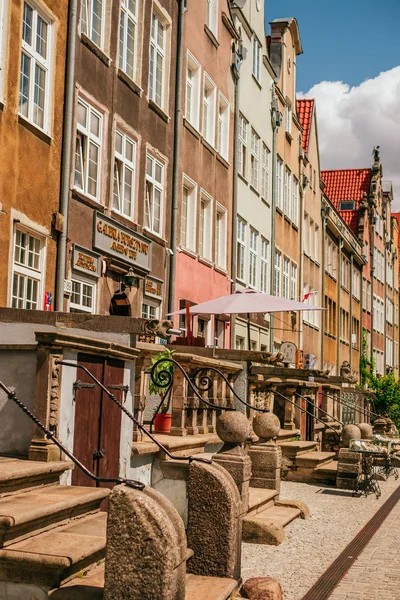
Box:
[301,290,318,302]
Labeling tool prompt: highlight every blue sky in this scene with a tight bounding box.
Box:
[265,0,400,92]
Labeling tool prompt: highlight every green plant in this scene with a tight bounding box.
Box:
[148,348,175,414]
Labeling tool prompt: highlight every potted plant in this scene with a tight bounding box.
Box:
[148,348,175,434]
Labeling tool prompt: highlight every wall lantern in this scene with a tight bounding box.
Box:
[124,267,137,289]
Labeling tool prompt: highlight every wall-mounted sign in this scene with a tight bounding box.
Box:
[72,245,101,278]
[280,341,297,365]
[145,277,163,299]
[93,212,152,272]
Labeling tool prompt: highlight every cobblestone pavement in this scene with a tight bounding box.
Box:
[329,489,400,600]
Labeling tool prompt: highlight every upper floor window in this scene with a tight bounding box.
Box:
[238,113,248,179]
[274,250,281,296]
[19,2,52,132]
[81,0,104,48]
[181,175,197,252]
[237,217,246,281]
[215,205,227,270]
[149,11,166,109]
[285,104,292,134]
[260,238,269,293]
[291,177,299,226]
[205,0,218,37]
[217,93,229,161]
[185,52,201,130]
[113,129,136,220]
[252,36,261,81]
[199,190,213,261]
[282,256,290,299]
[275,156,283,210]
[284,167,291,217]
[202,73,216,146]
[250,129,260,190]
[119,0,138,81]
[11,228,44,310]
[339,201,355,211]
[249,229,258,287]
[145,154,164,236]
[74,98,103,201]
[261,144,270,202]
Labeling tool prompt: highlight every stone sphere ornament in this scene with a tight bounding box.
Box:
[358,422,373,440]
[341,424,361,447]
[216,411,250,445]
[252,412,281,441]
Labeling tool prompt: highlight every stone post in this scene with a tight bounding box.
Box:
[104,484,187,600]
[170,368,189,436]
[283,383,298,430]
[133,354,151,442]
[212,411,252,516]
[248,412,282,493]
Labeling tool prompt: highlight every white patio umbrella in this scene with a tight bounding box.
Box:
[168,290,325,350]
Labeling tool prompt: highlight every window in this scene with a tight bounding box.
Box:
[386,299,393,324]
[261,144,270,202]
[285,104,292,134]
[145,154,164,235]
[252,36,261,81]
[181,176,197,251]
[352,267,360,300]
[290,263,297,301]
[326,238,338,278]
[340,308,349,342]
[0,0,9,101]
[291,177,299,226]
[274,251,281,296]
[303,286,319,328]
[142,302,159,319]
[283,257,290,299]
[205,0,218,36]
[284,168,291,217]
[238,114,248,178]
[366,280,371,313]
[19,2,52,132]
[314,224,319,262]
[81,0,104,48]
[119,0,138,81]
[260,238,269,293]
[113,130,136,220]
[340,255,350,290]
[236,336,245,351]
[275,157,283,209]
[11,228,44,310]
[70,278,96,313]
[352,318,360,349]
[217,94,229,160]
[339,201,355,211]
[236,217,246,281]
[199,191,213,260]
[303,213,309,256]
[74,98,102,201]
[362,277,367,309]
[215,205,227,269]
[185,52,201,129]
[149,11,166,108]
[363,240,369,263]
[325,297,337,336]
[249,229,258,287]
[202,74,216,146]
[250,129,260,190]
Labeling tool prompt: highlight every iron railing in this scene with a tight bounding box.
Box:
[293,391,343,426]
[0,380,145,490]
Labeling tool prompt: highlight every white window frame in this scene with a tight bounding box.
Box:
[80,0,105,49]
[19,1,52,133]
[70,276,96,314]
[119,0,138,82]
[250,128,260,190]
[238,113,248,179]
[252,35,261,81]
[142,300,159,319]
[181,174,197,252]
[113,129,136,220]
[284,167,291,217]
[275,156,283,209]
[205,0,218,37]
[260,238,269,294]
[274,250,281,296]
[291,177,299,226]
[261,143,270,202]
[11,226,45,310]
[285,103,292,134]
[202,73,216,146]
[0,0,9,102]
[249,229,258,288]
[217,92,229,161]
[74,97,103,202]
[199,189,213,261]
[145,153,165,236]
[290,263,297,301]
[237,216,246,282]
[148,10,167,109]
[282,256,290,299]
[215,203,227,270]
[185,51,201,130]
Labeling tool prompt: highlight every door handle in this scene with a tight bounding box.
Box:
[93,449,106,460]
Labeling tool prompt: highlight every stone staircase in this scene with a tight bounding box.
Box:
[279,441,337,483]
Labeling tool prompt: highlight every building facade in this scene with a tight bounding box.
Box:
[0,0,69,311]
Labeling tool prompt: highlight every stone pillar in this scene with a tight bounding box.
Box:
[187,460,242,581]
[170,369,188,436]
[212,411,252,516]
[248,413,282,493]
[133,354,151,442]
[104,484,187,600]
[336,448,361,490]
[283,384,297,430]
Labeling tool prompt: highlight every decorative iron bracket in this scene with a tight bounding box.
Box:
[108,384,129,403]
[73,380,96,402]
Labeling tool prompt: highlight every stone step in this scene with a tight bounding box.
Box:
[185,574,238,600]
[0,512,107,589]
[0,457,73,497]
[257,505,301,528]
[279,441,318,457]
[0,485,110,547]
[295,451,336,468]
[243,505,300,545]
[276,429,301,444]
[247,487,278,515]
[313,460,338,483]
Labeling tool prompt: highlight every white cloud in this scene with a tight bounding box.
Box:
[299,67,400,210]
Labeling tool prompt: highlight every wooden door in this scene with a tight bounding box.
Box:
[72,354,124,488]
[299,397,307,440]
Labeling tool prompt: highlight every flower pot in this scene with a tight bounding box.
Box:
[154,412,172,434]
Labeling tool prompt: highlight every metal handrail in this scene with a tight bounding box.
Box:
[0,381,145,490]
[293,391,343,426]
[57,361,212,465]
[323,392,381,420]
[274,389,340,439]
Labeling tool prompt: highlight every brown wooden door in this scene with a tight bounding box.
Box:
[72,354,124,488]
[300,397,307,440]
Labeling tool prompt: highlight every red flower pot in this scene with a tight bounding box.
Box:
[154,413,172,434]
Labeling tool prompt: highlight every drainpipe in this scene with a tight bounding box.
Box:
[269,89,278,352]
[167,0,185,316]
[230,50,241,349]
[337,236,343,373]
[55,0,78,311]
[349,252,354,372]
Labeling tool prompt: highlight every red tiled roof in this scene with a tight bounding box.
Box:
[321,168,371,233]
[296,99,314,153]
